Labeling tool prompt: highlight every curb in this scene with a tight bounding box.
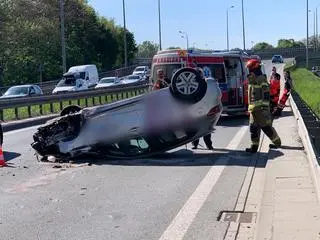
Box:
[224,134,269,240]
[2,114,58,132]
[289,94,320,203]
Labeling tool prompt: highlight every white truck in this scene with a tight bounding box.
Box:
[52,65,99,94]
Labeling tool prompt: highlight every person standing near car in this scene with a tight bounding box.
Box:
[273,70,292,116]
[269,66,277,80]
[152,69,169,90]
[269,72,281,115]
[191,67,214,150]
[245,59,281,153]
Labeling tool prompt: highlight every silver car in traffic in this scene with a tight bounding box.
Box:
[31,67,223,160]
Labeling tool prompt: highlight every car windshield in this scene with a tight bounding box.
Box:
[100,78,115,83]
[135,67,145,71]
[57,76,76,87]
[4,86,29,96]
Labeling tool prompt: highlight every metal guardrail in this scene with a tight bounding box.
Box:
[284,58,320,160]
[0,82,149,122]
[291,90,320,161]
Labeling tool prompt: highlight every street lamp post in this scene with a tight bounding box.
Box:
[316,6,319,50]
[179,31,189,50]
[313,11,317,51]
[241,0,246,50]
[306,0,309,69]
[226,6,234,51]
[158,0,162,50]
[59,0,66,74]
[122,0,128,67]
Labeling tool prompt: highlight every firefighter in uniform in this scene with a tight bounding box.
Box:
[245,59,281,153]
[269,72,281,115]
[192,67,214,150]
[273,70,292,116]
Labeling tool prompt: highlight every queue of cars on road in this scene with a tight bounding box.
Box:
[0,65,150,99]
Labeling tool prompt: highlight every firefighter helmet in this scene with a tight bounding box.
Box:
[246,59,261,71]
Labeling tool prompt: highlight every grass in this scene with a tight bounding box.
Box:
[1,88,148,122]
[290,67,320,117]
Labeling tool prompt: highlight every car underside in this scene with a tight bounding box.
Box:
[31,67,223,161]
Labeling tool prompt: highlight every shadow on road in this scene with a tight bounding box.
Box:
[217,115,249,127]
[279,145,304,150]
[71,147,285,168]
[4,151,21,161]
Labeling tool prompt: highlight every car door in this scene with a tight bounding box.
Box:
[29,86,36,96]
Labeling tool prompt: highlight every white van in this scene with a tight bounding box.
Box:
[52,65,99,93]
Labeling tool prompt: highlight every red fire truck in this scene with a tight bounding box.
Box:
[150,49,264,115]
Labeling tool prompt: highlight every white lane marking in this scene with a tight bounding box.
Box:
[158,126,248,240]
[4,125,42,136]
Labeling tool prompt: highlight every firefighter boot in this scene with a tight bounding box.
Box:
[245,144,259,153]
[269,137,281,149]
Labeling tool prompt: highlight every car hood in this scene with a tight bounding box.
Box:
[121,79,140,84]
[52,86,76,93]
[0,94,28,98]
[133,71,144,75]
[95,83,115,88]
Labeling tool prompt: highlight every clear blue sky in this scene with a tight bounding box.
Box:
[89,0,319,50]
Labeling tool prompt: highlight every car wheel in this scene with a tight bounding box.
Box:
[169,67,207,103]
[60,105,82,116]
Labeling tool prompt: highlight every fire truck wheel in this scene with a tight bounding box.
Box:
[170,67,207,103]
[60,105,82,116]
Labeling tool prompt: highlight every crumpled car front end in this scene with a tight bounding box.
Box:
[31,112,84,158]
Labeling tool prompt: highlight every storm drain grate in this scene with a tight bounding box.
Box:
[217,211,256,223]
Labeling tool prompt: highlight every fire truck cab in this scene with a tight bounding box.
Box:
[150,49,265,115]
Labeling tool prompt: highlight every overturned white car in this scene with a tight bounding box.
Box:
[31,68,223,160]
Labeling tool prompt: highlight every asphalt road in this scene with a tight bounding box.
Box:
[0,61,285,240]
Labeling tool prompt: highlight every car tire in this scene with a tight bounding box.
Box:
[169,67,207,104]
[60,105,82,116]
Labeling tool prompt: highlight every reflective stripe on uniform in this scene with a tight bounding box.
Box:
[252,141,259,146]
[271,135,280,142]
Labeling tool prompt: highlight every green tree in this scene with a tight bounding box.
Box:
[167,46,181,49]
[136,41,159,58]
[0,0,138,86]
[230,48,242,51]
[277,39,305,48]
[253,42,274,51]
[115,28,138,67]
